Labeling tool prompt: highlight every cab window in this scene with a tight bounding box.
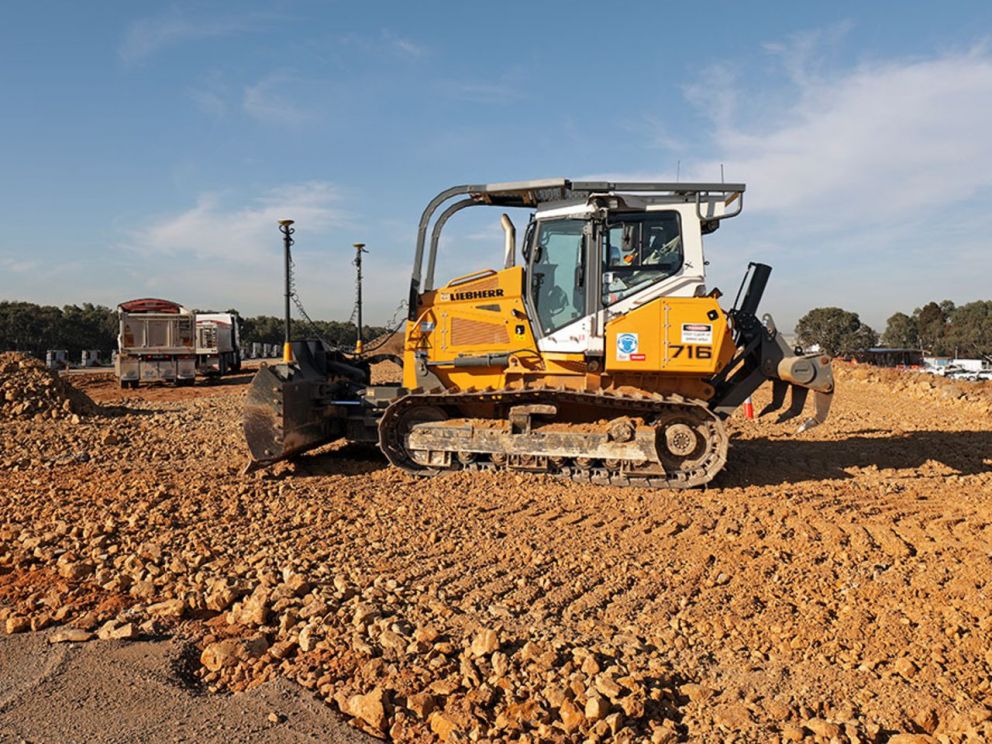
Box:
[603,211,682,305]
[177,317,194,347]
[529,219,586,334]
[122,318,141,347]
[147,320,168,347]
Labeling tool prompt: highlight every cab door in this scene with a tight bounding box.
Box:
[527,217,598,354]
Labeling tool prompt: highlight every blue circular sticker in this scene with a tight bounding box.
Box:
[617,333,638,354]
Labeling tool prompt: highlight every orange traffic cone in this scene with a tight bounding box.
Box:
[743,396,754,419]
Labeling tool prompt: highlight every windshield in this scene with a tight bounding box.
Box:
[603,211,682,305]
[529,219,586,334]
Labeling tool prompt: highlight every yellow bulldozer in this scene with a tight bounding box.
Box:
[244,179,834,488]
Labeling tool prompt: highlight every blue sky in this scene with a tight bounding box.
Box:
[2,2,992,332]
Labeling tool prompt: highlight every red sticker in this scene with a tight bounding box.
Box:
[630,353,646,361]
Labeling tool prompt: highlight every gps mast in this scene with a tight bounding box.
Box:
[353,242,367,353]
[279,220,295,363]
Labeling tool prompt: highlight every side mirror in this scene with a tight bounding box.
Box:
[622,224,635,248]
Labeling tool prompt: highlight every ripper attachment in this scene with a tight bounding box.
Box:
[708,263,835,431]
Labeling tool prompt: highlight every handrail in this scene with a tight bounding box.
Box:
[409,179,748,318]
[426,198,476,291]
[445,268,498,288]
[696,190,744,223]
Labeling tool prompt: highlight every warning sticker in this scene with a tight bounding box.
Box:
[681,323,713,345]
[616,332,639,361]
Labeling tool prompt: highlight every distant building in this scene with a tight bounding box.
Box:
[854,348,926,367]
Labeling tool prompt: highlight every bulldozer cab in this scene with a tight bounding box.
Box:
[527,207,690,350]
[410,179,744,354]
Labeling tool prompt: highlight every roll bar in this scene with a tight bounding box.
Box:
[409,179,746,317]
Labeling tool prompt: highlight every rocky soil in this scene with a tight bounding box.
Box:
[0,352,95,421]
[0,360,990,742]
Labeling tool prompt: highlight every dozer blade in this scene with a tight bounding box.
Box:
[243,362,337,464]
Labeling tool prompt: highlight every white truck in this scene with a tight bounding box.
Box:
[195,312,242,376]
[115,298,197,388]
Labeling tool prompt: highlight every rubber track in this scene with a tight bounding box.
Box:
[378,386,729,489]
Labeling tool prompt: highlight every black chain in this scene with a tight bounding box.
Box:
[287,242,406,356]
[360,300,409,353]
[286,247,343,351]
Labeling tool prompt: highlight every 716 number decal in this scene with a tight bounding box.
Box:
[670,345,712,359]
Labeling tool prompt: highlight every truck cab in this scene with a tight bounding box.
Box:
[195,312,242,376]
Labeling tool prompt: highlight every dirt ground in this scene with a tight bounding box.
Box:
[1,361,991,743]
[0,630,372,744]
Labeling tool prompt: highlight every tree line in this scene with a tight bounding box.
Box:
[795,300,992,359]
[0,301,390,359]
[3,297,989,362]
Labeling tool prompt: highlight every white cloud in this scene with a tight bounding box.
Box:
[112,182,416,321]
[699,50,992,225]
[122,182,347,265]
[242,75,314,127]
[0,256,38,274]
[335,29,428,59]
[610,41,992,329]
[761,21,855,88]
[380,30,426,58]
[119,9,261,65]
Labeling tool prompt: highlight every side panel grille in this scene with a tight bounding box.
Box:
[450,317,509,346]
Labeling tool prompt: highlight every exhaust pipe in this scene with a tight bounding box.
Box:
[501,213,516,268]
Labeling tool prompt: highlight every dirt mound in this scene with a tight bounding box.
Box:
[839,362,992,416]
[364,333,404,384]
[0,352,96,420]
[365,330,404,356]
[369,359,402,385]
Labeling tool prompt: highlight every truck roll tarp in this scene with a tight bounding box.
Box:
[118,298,184,314]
